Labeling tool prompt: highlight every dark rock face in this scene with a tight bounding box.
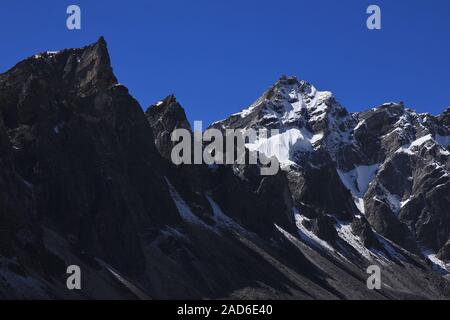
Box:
[310,215,338,243]
[146,95,191,160]
[0,113,38,256]
[210,163,296,236]
[286,153,358,222]
[351,217,380,249]
[0,42,449,300]
[0,38,181,278]
[438,240,450,262]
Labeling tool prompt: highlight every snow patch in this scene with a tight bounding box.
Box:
[396,134,433,155]
[421,248,449,274]
[337,164,380,214]
[310,132,324,144]
[33,51,59,59]
[400,196,413,208]
[165,178,211,229]
[335,220,372,260]
[293,210,335,252]
[246,127,316,169]
[373,183,402,215]
[354,120,366,131]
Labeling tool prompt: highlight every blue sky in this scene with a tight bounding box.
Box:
[1,0,449,125]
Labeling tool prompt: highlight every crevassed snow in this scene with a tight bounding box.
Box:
[246,128,315,169]
[337,164,380,214]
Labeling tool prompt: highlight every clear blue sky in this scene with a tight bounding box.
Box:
[1,0,449,125]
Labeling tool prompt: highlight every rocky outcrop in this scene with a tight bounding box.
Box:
[438,240,450,262]
[0,37,181,278]
[146,95,191,160]
[351,217,381,249]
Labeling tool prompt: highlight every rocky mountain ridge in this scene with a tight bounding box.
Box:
[211,75,450,265]
[0,39,449,299]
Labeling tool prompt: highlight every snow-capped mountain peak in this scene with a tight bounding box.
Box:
[227,76,336,129]
[212,75,450,274]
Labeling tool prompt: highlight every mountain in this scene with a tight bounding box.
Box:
[0,39,449,299]
[211,75,450,261]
